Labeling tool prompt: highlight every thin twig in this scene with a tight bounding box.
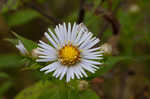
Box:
[95,0,128,38]
[94,7,120,38]
[77,0,85,23]
[103,12,120,35]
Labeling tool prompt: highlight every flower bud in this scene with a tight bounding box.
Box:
[77,23,88,33]
[78,80,88,91]
[16,40,28,55]
[100,43,112,55]
[31,48,40,58]
[129,4,140,13]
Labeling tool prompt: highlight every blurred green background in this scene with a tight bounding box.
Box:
[0,0,150,99]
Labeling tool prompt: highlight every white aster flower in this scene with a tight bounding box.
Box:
[16,40,28,55]
[36,22,103,82]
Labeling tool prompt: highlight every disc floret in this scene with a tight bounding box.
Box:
[58,44,80,66]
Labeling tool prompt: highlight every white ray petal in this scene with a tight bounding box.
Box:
[70,67,75,80]
[45,63,58,75]
[82,59,102,65]
[36,58,56,62]
[44,32,58,48]
[55,26,63,46]
[54,65,64,78]
[38,55,56,59]
[83,55,102,60]
[35,50,49,55]
[36,50,56,57]
[68,67,75,80]
[62,23,67,43]
[76,66,83,78]
[80,62,96,73]
[79,32,93,49]
[36,47,45,51]
[58,24,65,46]
[38,43,51,51]
[82,61,100,69]
[48,28,60,45]
[73,66,80,79]
[44,65,58,74]
[80,37,95,49]
[74,28,84,44]
[35,47,56,56]
[59,66,68,80]
[71,23,76,42]
[82,51,103,56]
[78,65,88,77]
[71,23,79,43]
[76,31,89,46]
[90,64,99,69]
[40,62,59,71]
[90,51,103,55]
[66,67,71,82]
[67,22,71,42]
[83,47,101,53]
[84,38,100,49]
[70,69,75,79]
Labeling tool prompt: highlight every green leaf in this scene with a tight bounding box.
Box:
[0,81,12,97]
[22,63,42,71]
[0,54,23,68]
[93,0,101,10]
[1,0,20,13]
[98,56,131,74]
[13,32,38,52]
[87,56,131,79]
[15,80,100,99]
[38,87,68,99]
[0,72,9,79]
[5,9,41,26]
[67,89,79,99]
[79,89,100,99]
[15,81,55,99]
[5,38,18,45]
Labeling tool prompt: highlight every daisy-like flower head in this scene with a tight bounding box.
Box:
[36,22,103,82]
[16,40,28,55]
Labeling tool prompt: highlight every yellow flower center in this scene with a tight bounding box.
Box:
[58,45,80,66]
